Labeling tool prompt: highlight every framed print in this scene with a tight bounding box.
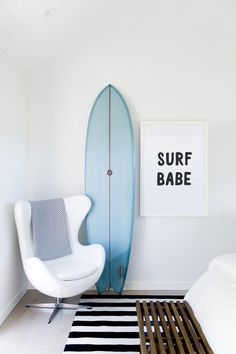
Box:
[140,121,208,216]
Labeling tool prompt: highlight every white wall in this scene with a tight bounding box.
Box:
[27,0,236,290]
[0,50,27,324]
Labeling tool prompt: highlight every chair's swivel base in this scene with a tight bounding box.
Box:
[26,298,92,324]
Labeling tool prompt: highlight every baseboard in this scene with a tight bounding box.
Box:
[89,280,193,292]
[0,283,28,326]
[124,281,193,291]
[30,281,193,292]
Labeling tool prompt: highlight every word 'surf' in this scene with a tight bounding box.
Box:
[157,152,192,186]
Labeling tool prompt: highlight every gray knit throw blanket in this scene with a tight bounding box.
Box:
[30,198,72,261]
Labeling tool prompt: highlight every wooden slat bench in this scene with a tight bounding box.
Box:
[136,300,213,354]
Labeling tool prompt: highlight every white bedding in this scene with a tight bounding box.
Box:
[185,253,236,354]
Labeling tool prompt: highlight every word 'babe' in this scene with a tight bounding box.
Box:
[157,152,192,186]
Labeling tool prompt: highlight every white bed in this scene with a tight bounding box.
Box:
[185,253,236,354]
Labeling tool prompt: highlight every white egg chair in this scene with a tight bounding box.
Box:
[14,194,105,323]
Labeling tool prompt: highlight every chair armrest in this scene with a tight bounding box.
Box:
[24,257,60,297]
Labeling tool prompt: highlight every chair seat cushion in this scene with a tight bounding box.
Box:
[46,258,98,281]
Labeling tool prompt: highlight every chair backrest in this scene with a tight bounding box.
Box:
[14,195,91,264]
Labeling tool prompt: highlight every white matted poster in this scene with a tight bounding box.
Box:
[140,121,208,216]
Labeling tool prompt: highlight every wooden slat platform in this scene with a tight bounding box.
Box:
[136,300,213,354]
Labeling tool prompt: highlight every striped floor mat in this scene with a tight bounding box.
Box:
[64,294,184,353]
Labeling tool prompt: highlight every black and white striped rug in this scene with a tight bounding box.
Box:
[64,294,184,353]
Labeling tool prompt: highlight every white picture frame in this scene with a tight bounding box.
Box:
[140,121,208,217]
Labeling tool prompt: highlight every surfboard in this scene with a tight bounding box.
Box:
[85,84,135,294]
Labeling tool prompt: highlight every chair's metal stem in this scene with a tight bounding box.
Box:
[48,299,60,324]
[26,297,92,324]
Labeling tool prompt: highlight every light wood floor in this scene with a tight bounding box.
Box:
[0,289,186,354]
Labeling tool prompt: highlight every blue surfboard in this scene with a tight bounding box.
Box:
[85,84,135,294]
